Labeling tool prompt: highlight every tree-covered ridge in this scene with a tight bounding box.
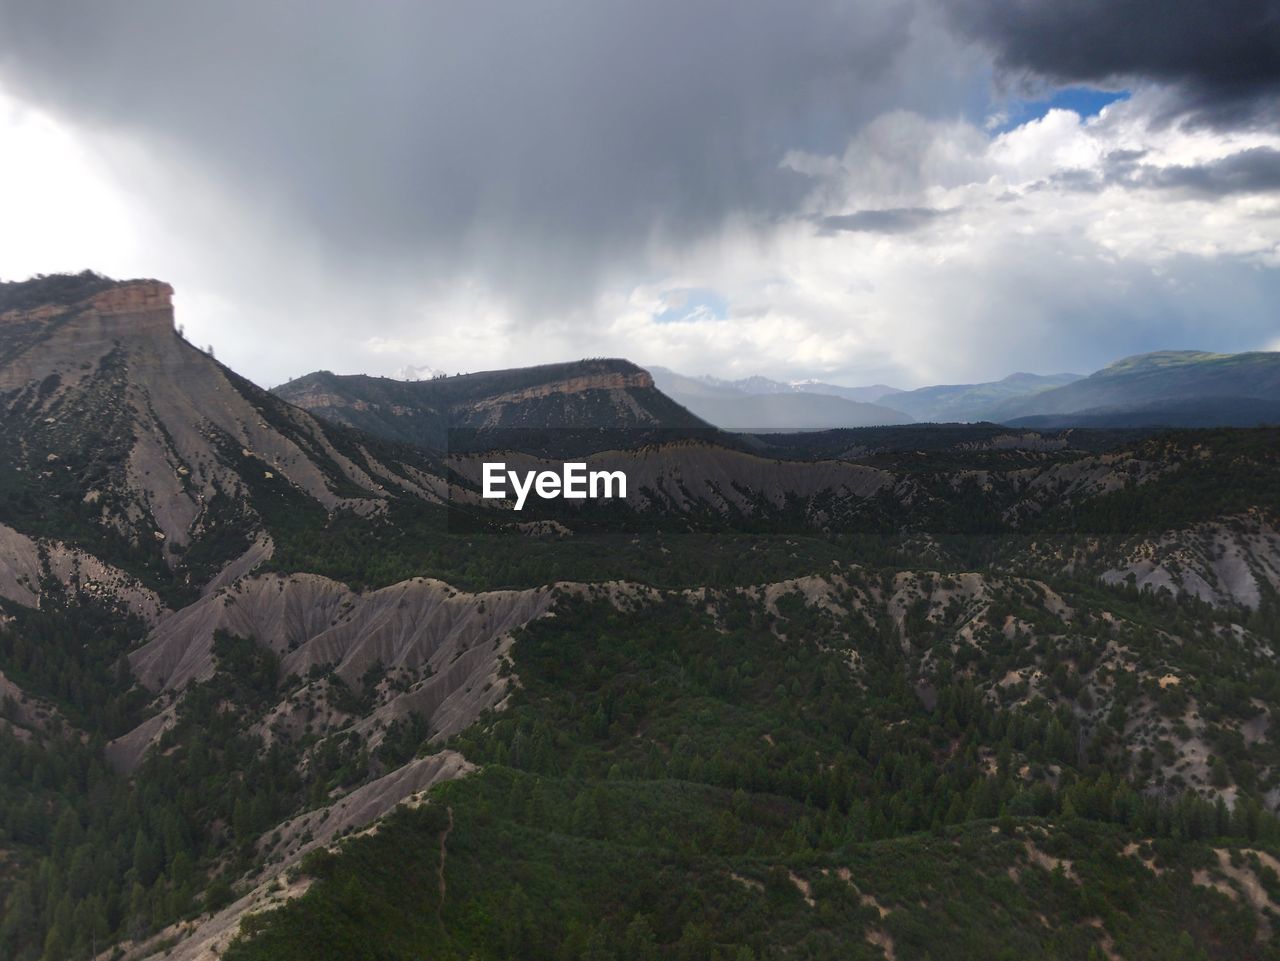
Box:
[0,591,400,961]
[0,421,1277,959]
[272,358,713,452]
[988,350,1280,421]
[224,584,1280,960]
[4,556,1278,960]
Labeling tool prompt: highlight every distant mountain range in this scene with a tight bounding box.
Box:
[647,351,1280,430]
[883,371,1084,423]
[698,372,902,404]
[646,367,911,429]
[649,366,1087,428]
[989,351,1280,423]
[392,363,448,381]
[274,350,1280,438]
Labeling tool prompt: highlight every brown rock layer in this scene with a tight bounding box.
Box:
[471,370,654,410]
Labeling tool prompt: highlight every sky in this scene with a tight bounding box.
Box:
[0,1,1277,389]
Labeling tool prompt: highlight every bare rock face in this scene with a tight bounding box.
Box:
[0,521,166,623]
[102,566,554,954]
[0,280,174,390]
[104,707,177,772]
[1098,512,1280,609]
[112,572,554,774]
[131,573,554,692]
[263,751,472,871]
[89,280,175,317]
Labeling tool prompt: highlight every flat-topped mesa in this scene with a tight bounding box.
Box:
[0,277,184,395]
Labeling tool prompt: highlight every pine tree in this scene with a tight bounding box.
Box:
[621,915,659,961]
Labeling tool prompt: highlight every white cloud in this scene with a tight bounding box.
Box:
[1,82,1276,391]
[555,90,1280,386]
[0,90,143,278]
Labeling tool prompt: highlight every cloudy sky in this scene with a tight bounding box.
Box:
[0,1,1277,389]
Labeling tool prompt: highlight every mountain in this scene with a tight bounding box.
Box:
[649,367,901,402]
[1007,395,1280,429]
[0,271,451,602]
[4,274,1280,961]
[654,350,1280,428]
[989,350,1280,424]
[648,366,912,429]
[789,378,903,403]
[885,371,1084,422]
[275,359,712,451]
[723,373,902,403]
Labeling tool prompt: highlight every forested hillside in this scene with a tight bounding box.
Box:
[1,276,1279,960]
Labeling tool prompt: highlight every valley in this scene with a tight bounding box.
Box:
[0,274,1278,960]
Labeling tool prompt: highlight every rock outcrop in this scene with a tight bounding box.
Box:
[0,521,166,623]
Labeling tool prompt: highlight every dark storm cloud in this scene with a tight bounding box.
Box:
[946,0,1280,126]
[1102,147,1280,196]
[820,206,953,233]
[0,0,958,307]
[1026,148,1280,197]
[1136,147,1280,195]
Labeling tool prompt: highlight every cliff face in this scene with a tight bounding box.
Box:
[0,278,172,326]
[89,280,174,322]
[0,301,67,325]
[0,279,176,385]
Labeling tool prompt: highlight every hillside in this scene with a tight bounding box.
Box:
[1007,396,1280,429]
[0,272,456,606]
[2,276,1280,961]
[275,360,712,452]
[224,570,1280,961]
[991,351,1280,424]
[885,371,1083,423]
